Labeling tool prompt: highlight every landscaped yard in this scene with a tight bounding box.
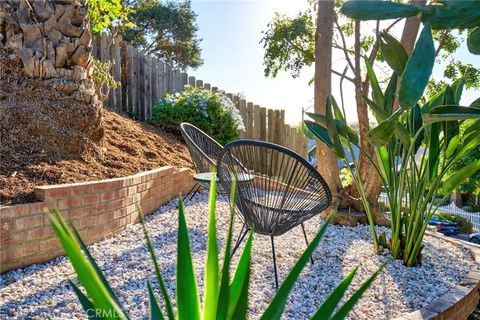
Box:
[1,0,480,319]
[0,192,475,319]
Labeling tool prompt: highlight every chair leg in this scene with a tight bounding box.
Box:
[187,184,202,201]
[230,224,248,258]
[301,223,314,265]
[271,235,279,290]
[183,184,198,201]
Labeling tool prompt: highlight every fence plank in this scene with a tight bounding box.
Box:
[253,105,261,140]
[138,52,146,121]
[204,83,211,90]
[157,60,165,100]
[246,102,254,138]
[196,79,203,88]
[165,64,173,91]
[145,55,152,120]
[110,37,121,109]
[120,41,128,112]
[173,69,183,91]
[130,47,139,118]
[238,99,247,138]
[181,72,188,88]
[259,107,267,142]
[267,109,275,143]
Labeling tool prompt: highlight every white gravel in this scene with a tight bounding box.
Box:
[0,191,475,319]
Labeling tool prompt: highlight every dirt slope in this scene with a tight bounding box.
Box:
[0,109,193,206]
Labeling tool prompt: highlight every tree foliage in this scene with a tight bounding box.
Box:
[121,0,202,70]
[88,0,133,34]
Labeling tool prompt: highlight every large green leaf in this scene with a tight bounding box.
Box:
[384,72,398,116]
[72,227,125,313]
[380,32,408,75]
[364,95,388,123]
[147,281,164,320]
[422,106,480,124]
[176,198,201,320]
[310,267,358,320]
[47,209,128,320]
[139,208,175,320]
[203,176,219,320]
[306,113,359,146]
[428,123,440,182]
[443,160,480,194]
[467,27,480,55]
[260,214,334,320]
[227,232,253,320]
[330,263,386,320]
[69,280,102,320]
[365,57,385,108]
[408,105,424,152]
[367,118,397,147]
[452,77,467,105]
[216,179,236,320]
[304,120,333,148]
[341,1,419,20]
[399,26,435,109]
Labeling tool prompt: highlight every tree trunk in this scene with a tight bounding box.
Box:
[314,0,342,206]
[0,0,104,160]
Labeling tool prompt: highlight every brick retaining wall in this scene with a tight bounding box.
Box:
[0,166,194,273]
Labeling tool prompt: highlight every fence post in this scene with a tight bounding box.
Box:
[238,99,247,138]
[188,76,196,87]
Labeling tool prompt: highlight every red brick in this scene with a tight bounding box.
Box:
[23,242,40,255]
[30,202,48,214]
[37,186,72,199]
[98,211,114,224]
[114,207,127,219]
[101,191,117,202]
[58,197,82,210]
[26,226,54,240]
[77,216,98,229]
[1,232,26,245]
[70,183,93,195]
[70,207,91,219]
[40,237,61,251]
[82,194,101,205]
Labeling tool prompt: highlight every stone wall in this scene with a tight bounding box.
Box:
[0,166,194,273]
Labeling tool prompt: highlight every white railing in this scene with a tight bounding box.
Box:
[377,193,480,231]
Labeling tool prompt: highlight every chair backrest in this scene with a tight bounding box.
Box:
[217,140,332,236]
[180,123,224,173]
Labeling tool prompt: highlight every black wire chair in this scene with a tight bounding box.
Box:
[180,122,224,201]
[217,140,332,288]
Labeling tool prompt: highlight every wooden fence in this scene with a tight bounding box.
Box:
[92,33,308,157]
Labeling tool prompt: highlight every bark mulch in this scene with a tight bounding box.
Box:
[0,108,193,206]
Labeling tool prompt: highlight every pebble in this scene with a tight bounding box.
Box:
[0,191,475,319]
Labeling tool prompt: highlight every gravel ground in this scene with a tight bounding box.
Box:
[0,191,475,319]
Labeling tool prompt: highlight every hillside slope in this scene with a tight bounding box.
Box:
[0,109,193,206]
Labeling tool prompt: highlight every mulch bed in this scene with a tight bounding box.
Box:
[0,108,193,206]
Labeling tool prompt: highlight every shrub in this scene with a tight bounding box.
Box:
[152,86,244,145]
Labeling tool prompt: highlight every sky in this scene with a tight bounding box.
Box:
[189,0,479,125]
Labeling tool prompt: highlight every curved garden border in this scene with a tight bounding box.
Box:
[394,231,480,320]
[0,166,194,273]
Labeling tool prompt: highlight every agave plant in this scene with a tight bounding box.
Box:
[46,174,385,319]
[305,17,480,266]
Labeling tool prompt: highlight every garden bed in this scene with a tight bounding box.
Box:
[0,191,476,319]
[0,109,193,206]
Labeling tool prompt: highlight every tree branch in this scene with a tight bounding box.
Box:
[435,31,450,57]
[334,15,356,74]
[332,69,355,83]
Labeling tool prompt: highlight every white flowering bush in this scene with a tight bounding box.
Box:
[152,86,244,145]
